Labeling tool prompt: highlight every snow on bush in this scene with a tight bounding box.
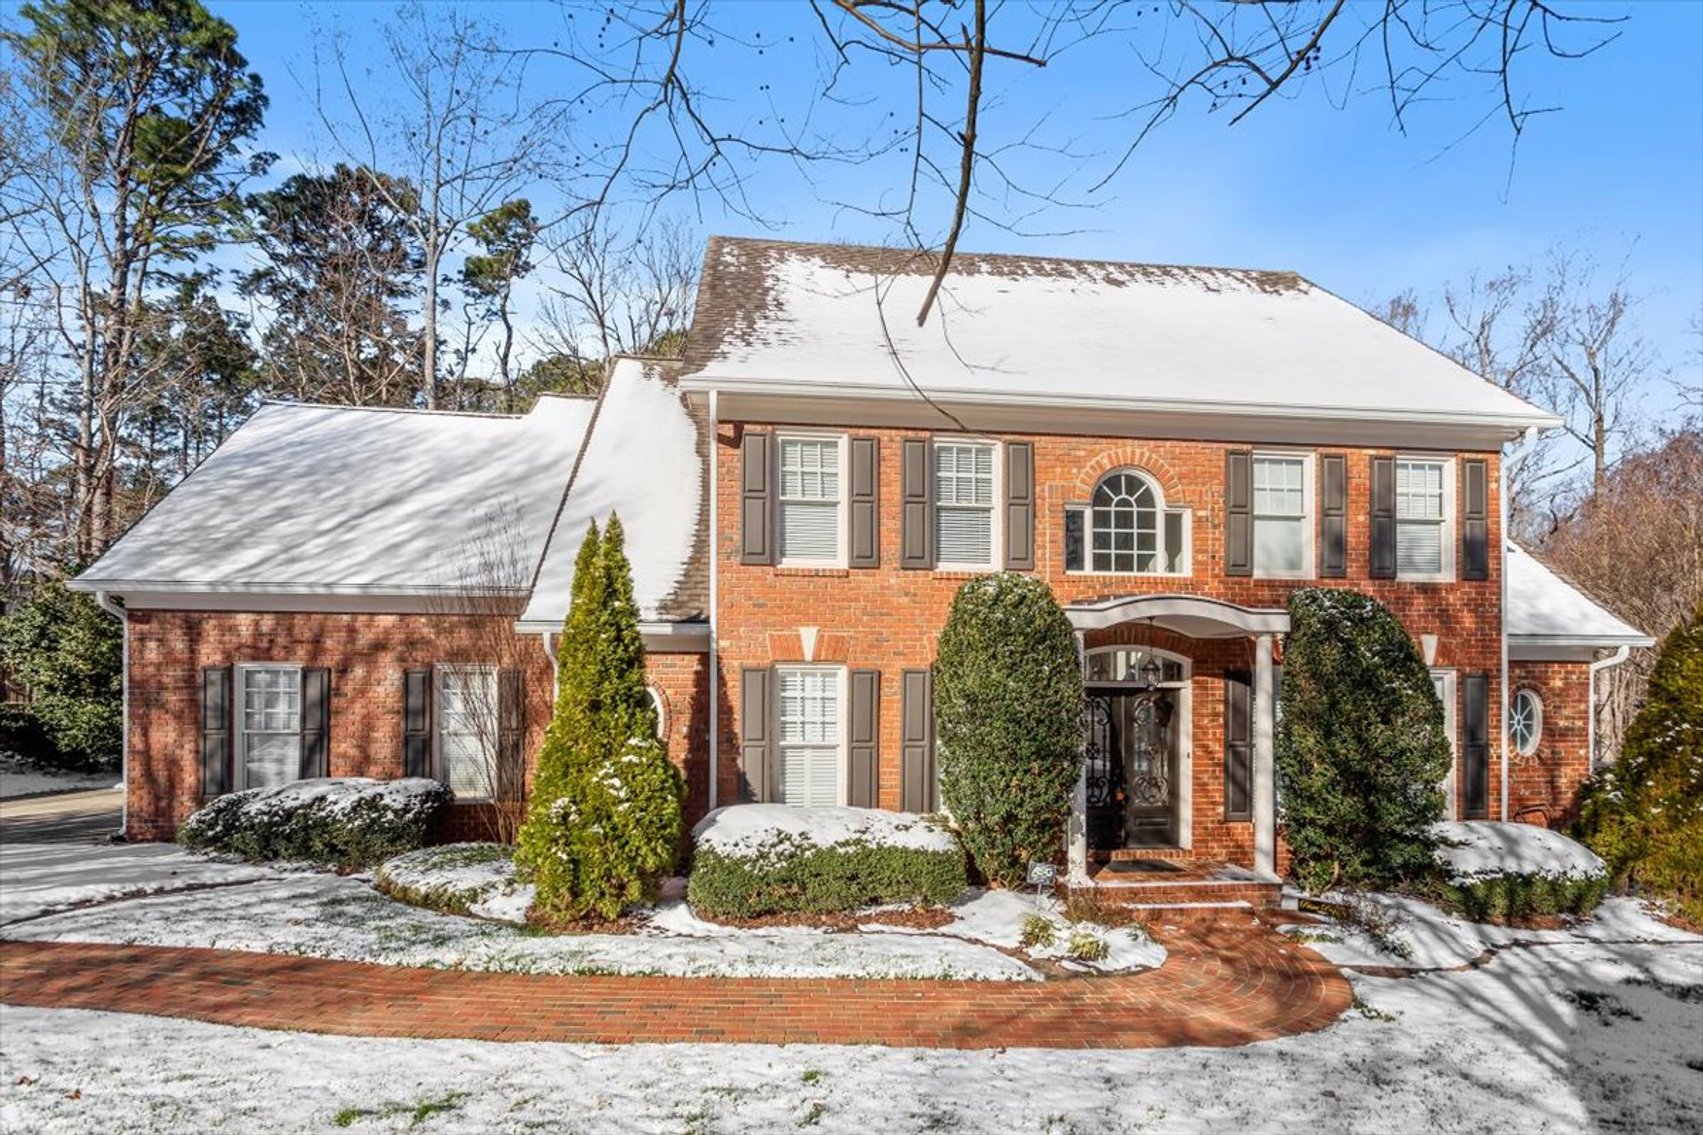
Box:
[687,804,967,919]
[178,777,450,868]
[1431,820,1609,921]
[373,843,534,923]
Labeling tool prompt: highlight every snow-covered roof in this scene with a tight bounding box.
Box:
[680,237,1561,432]
[72,396,595,596]
[1506,543,1652,649]
[518,358,707,630]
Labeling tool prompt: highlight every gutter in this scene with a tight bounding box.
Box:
[707,388,720,812]
[1587,645,1634,772]
[94,590,127,839]
[1501,426,1539,822]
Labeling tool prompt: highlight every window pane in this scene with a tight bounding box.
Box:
[780,746,839,806]
[241,668,302,788]
[779,669,839,745]
[1065,508,1085,571]
[779,439,840,502]
[935,443,993,506]
[439,668,497,797]
[244,734,299,787]
[1252,457,1305,517]
[937,506,993,565]
[1090,472,1161,573]
[1254,516,1305,573]
[1397,520,1444,574]
[1163,511,1185,573]
[780,501,839,560]
[1396,461,1444,520]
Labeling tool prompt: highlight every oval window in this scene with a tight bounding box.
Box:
[1510,689,1542,756]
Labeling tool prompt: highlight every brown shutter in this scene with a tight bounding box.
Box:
[1462,672,1490,819]
[848,669,880,807]
[299,668,330,779]
[1004,441,1035,570]
[848,436,880,568]
[1319,453,1347,578]
[900,669,935,813]
[1462,458,1489,581]
[403,669,433,779]
[200,667,232,796]
[497,667,525,802]
[1224,670,1253,820]
[1225,450,1253,576]
[740,429,774,565]
[1370,455,1397,579]
[900,437,934,569]
[740,666,776,802]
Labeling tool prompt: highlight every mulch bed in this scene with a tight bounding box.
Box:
[691,906,956,932]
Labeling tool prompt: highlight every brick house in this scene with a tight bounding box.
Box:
[71,237,1651,892]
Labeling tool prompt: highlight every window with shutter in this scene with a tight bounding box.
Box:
[1395,458,1454,579]
[1251,454,1311,577]
[933,440,997,568]
[237,664,303,789]
[1067,469,1189,575]
[436,665,499,799]
[778,436,844,564]
[776,666,843,806]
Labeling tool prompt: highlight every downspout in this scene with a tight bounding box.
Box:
[707,388,720,812]
[539,632,557,698]
[95,590,127,839]
[1587,645,1632,772]
[1500,426,1538,821]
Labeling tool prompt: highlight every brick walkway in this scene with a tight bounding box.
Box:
[0,911,1350,1049]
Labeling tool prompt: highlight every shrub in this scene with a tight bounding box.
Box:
[1576,610,1703,925]
[1065,926,1110,963]
[0,703,62,767]
[1275,588,1452,892]
[374,843,531,922]
[686,805,967,919]
[178,777,450,868]
[515,517,684,924]
[1018,913,1057,949]
[933,573,1082,887]
[1432,820,1608,921]
[0,581,121,770]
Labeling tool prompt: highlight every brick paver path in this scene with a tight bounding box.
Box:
[0,911,1350,1049]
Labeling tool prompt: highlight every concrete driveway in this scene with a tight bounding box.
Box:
[0,789,123,844]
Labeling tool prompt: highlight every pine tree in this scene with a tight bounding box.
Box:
[1275,588,1452,892]
[514,516,684,924]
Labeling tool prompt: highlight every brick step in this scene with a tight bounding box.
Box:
[1073,876,1283,910]
[1097,847,1198,862]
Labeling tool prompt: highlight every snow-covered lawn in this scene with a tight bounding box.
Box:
[0,754,119,800]
[4,842,1164,981]
[5,932,1701,1134]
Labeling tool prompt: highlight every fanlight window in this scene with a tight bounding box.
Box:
[1084,647,1189,686]
[1065,470,1188,574]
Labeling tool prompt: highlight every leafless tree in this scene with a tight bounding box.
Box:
[314,3,564,409]
[514,1,1622,324]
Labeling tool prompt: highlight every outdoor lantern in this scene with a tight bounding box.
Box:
[1140,655,1163,689]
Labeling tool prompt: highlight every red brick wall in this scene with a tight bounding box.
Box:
[1508,660,1593,827]
[714,424,1510,858]
[122,610,709,840]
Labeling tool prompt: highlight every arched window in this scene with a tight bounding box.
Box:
[1510,689,1542,756]
[1066,470,1188,574]
[647,687,668,741]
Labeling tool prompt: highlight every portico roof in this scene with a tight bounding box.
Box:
[1065,594,1290,639]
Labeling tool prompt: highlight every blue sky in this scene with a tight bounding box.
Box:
[219,0,1701,408]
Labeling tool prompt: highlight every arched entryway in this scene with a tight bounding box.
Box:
[1082,646,1192,851]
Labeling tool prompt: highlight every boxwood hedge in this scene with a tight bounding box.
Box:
[179,777,450,868]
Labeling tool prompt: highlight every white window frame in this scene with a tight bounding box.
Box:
[774,664,847,807]
[932,437,1002,572]
[1250,450,1315,580]
[776,431,848,568]
[1510,688,1543,757]
[434,664,499,801]
[1432,668,1458,820]
[1395,456,1456,582]
[647,686,668,741]
[1066,469,1192,577]
[235,662,303,791]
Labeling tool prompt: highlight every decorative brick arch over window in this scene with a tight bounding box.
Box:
[1073,447,1185,502]
[1065,467,1192,575]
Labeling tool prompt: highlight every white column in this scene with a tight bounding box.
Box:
[1068,630,1089,884]
[1253,632,1276,879]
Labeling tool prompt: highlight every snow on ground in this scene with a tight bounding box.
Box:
[0,754,119,800]
[1281,892,1701,970]
[0,842,274,925]
[5,934,1700,1134]
[1432,820,1607,882]
[691,803,958,856]
[868,888,1167,974]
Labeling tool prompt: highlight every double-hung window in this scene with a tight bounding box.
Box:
[1396,459,1451,578]
[436,666,498,799]
[934,441,997,569]
[238,665,301,789]
[1251,455,1310,577]
[776,666,842,806]
[778,436,843,564]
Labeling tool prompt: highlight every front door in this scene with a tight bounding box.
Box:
[1084,687,1179,850]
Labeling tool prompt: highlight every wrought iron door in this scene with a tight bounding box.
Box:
[1083,688,1178,851]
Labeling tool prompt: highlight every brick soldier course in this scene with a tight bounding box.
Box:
[0,911,1351,1049]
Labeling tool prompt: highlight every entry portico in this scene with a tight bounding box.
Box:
[1063,595,1290,886]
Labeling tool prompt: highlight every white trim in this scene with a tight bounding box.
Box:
[1431,668,1459,820]
[1252,634,1276,878]
[1066,594,1289,638]
[1393,454,1456,582]
[66,579,529,598]
[931,436,1003,572]
[92,590,513,615]
[708,388,720,811]
[1587,645,1633,771]
[773,663,849,807]
[94,592,128,835]
[1510,687,1543,757]
[647,686,668,741]
[434,664,499,801]
[1250,450,1315,580]
[775,430,849,568]
[233,662,304,791]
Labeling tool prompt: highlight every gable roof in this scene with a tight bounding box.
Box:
[518,357,708,631]
[71,395,596,597]
[1506,543,1653,650]
[680,237,1560,433]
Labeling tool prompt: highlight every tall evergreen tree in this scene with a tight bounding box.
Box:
[515,516,683,924]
